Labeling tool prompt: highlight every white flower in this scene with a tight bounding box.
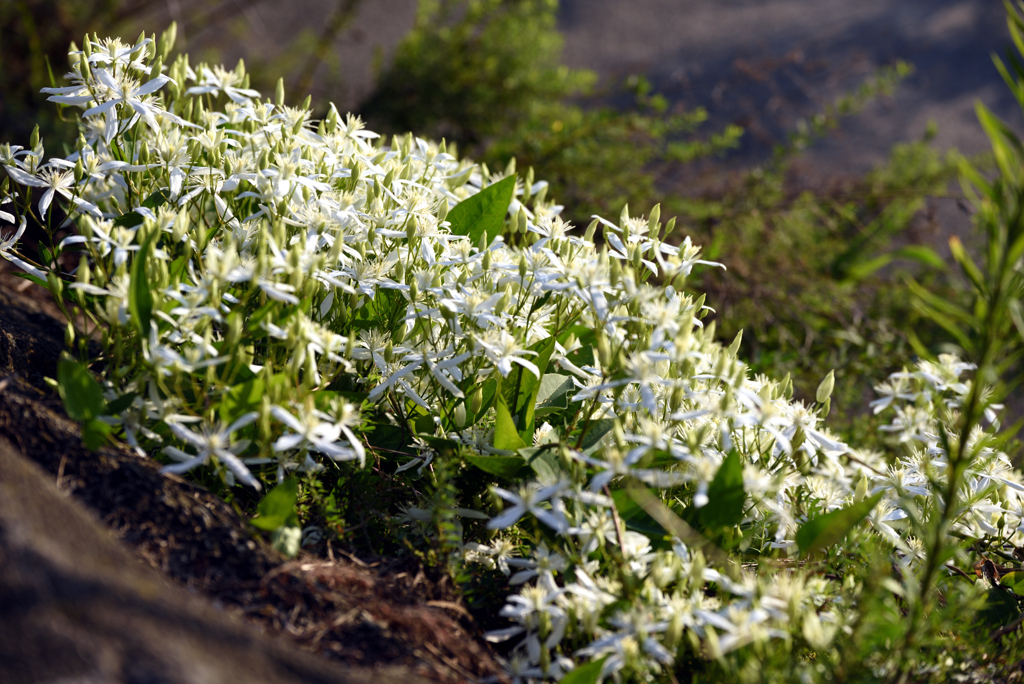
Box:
[488,481,569,533]
[161,413,260,488]
[271,403,365,466]
[5,163,100,218]
[477,329,540,378]
[0,216,45,280]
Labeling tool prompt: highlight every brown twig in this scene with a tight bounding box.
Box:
[991,612,1024,642]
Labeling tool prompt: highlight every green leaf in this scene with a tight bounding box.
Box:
[611,488,669,541]
[270,524,302,558]
[844,254,893,282]
[1000,571,1024,596]
[948,235,987,294]
[892,245,946,269]
[141,188,170,209]
[112,211,144,228]
[797,492,883,556]
[511,336,557,442]
[105,392,137,415]
[251,477,299,531]
[699,448,746,530]
[82,417,112,451]
[446,175,515,246]
[579,419,615,453]
[535,373,575,417]
[845,245,947,283]
[977,587,1020,630]
[493,390,527,452]
[465,454,525,479]
[220,376,266,423]
[352,287,404,333]
[560,656,608,684]
[129,231,156,336]
[519,446,560,481]
[221,374,290,423]
[367,422,405,452]
[57,353,106,422]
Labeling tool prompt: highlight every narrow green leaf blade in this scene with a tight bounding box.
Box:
[797,492,883,556]
[446,175,515,246]
[129,231,156,336]
[892,245,946,269]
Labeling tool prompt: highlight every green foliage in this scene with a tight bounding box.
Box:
[363,0,741,222]
[57,352,105,422]
[699,449,745,531]
[691,128,962,444]
[796,492,883,556]
[362,0,585,146]
[447,173,516,245]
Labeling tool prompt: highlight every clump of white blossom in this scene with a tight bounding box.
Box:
[2,29,1022,683]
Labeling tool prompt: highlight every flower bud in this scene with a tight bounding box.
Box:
[728,330,743,357]
[158,23,177,61]
[46,271,63,297]
[816,370,835,404]
[150,55,163,81]
[596,332,612,369]
[516,206,527,235]
[453,402,467,428]
[470,384,484,415]
[854,475,869,503]
[647,203,661,235]
[275,77,286,106]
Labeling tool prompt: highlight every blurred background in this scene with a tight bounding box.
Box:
[1,0,1018,441]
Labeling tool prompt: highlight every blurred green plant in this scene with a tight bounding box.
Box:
[361,0,742,222]
[690,125,964,446]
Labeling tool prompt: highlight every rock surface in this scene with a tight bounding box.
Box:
[0,437,414,684]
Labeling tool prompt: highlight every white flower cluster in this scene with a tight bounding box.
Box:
[2,30,1022,682]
